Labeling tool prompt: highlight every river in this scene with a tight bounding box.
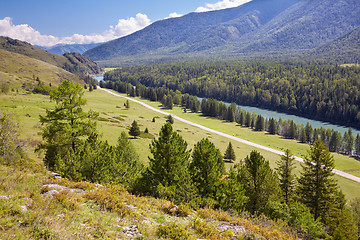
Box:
[95,75,359,136]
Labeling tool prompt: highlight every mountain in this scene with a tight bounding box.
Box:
[0,36,102,75]
[43,43,102,55]
[311,26,360,63]
[84,0,360,66]
[0,48,80,89]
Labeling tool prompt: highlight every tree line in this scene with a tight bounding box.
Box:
[31,80,360,239]
[104,62,360,128]
[100,79,360,158]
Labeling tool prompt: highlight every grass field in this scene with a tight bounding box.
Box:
[1,88,360,199]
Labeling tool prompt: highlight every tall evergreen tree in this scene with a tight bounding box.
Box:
[129,120,141,138]
[141,123,195,204]
[297,139,340,220]
[255,115,265,131]
[354,134,360,157]
[305,122,313,143]
[276,149,296,204]
[190,138,224,200]
[38,80,98,169]
[237,150,282,214]
[224,142,236,163]
[268,118,277,135]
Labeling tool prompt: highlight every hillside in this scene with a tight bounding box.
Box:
[0,48,80,89]
[84,0,360,66]
[0,162,300,239]
[0,36,102,75]
[311,26,360,63]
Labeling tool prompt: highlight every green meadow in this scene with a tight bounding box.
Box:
[2,88,360,199]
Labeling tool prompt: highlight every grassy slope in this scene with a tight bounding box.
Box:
[0,49,79,88]
[0,163,298,239]
[2,88,359,200]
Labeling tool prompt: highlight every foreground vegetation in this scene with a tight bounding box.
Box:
[2,79,360,238]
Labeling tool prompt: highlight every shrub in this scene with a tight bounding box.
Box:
[156,222,192,240]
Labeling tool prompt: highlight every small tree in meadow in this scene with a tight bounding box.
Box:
[129,120,140,138]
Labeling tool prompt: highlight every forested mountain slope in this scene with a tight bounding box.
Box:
[84,0,360,66]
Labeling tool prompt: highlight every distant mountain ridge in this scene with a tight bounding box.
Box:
[84,0,360,66]
[0,36,102,75]
[41,43,102,55]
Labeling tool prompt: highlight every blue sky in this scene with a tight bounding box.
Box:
[0,0,252,46]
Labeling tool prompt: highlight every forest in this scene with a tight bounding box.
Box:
[100,79,360,158]
[104,62,360,128]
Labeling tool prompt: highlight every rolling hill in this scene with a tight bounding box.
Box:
[0,36,102,75]
[84,0,360,66]
[0,48,80,89]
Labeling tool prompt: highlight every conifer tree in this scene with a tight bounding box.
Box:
[129,120,140,138]
[237,150,282,214]
[297,139,340,220]
[255,115,265,131]
[141,123,195,204]
[276,149,296,204]
[190,138,224,199]
[268,118,277,135]
[166,114,174,124]
[38,80,98,169]
[354,134,360,157]
[224,142,236,163]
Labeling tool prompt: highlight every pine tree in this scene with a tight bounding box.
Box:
[237,150,282,214]
[38,80,98,169]
[124,100,130,109]
[166,114,174,124]
[354,134,360,157]
[297,139,340,220]
[276,149,296,203]
[255,115,265,131]
[141,123,195,204]
[224,142,236,163]
[268,118,277,135]
[190,138,224,199]
[129,120,140,138]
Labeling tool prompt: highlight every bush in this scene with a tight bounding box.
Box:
[156,222,192,240]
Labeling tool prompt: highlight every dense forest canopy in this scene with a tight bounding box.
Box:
[104,62,360,127]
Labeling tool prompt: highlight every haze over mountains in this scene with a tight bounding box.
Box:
[84,0,360,66]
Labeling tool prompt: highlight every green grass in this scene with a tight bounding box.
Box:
[1,88,360,199]
[88,89,360,199]
[0,49,78,88]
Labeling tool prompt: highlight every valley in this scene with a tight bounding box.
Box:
[1,0,360,238]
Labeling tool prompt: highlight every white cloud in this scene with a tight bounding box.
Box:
[165,12,183,19]
[195,0,252,12]
[0,14,151,47]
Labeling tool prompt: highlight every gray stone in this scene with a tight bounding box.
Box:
[42,189,59,197]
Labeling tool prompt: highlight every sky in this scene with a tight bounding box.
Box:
[0,0,252,47]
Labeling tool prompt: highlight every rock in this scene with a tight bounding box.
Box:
[68,188,86,194]
[123,225,142,238]
[216,223,245,233]
[51,172,62,179]
[42,184,85,194]
[42,189,59,197]
[94,183,105,188]
[169,205,179,213]
[20,205,28,212]
[42,184,67,191]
